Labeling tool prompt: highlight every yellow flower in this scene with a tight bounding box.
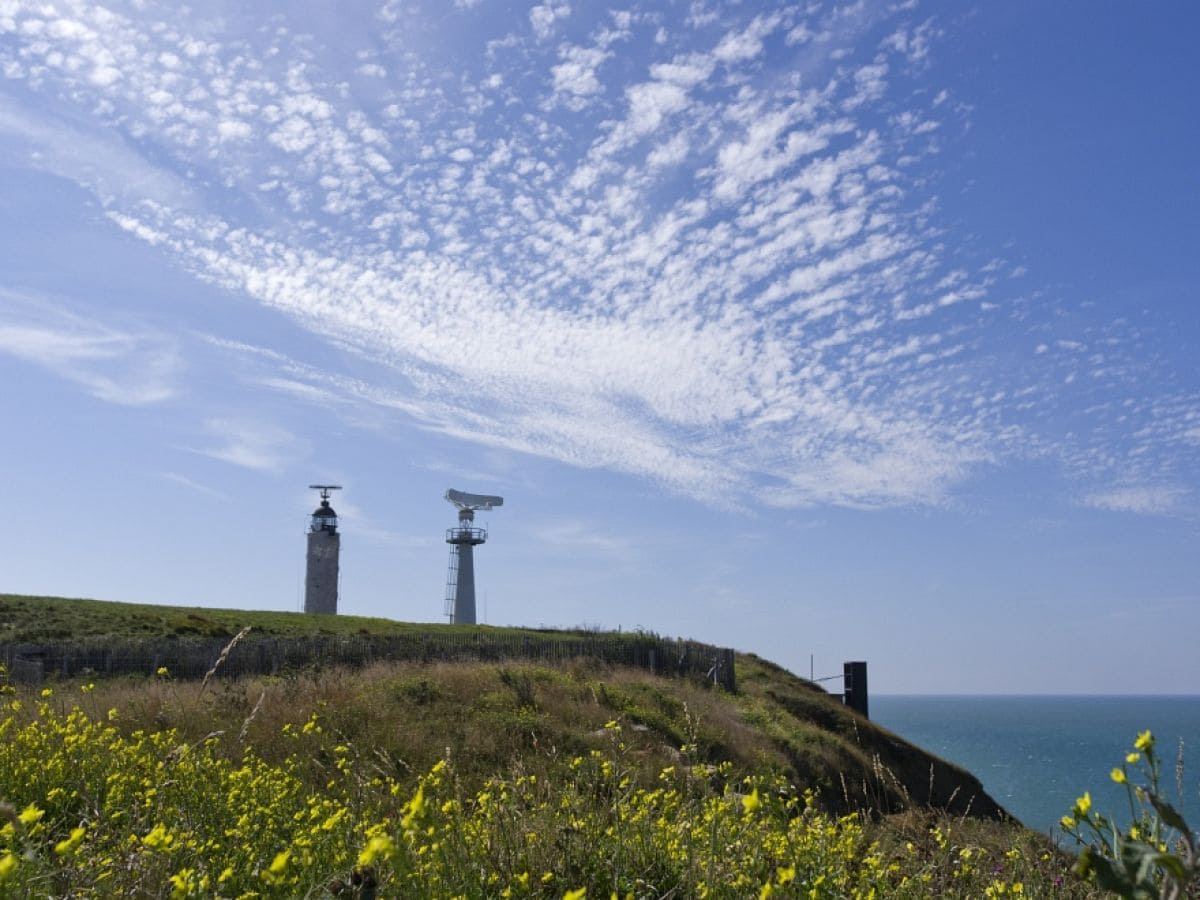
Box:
[1126,752,1140,764]
[742,788,761,815]
[266,849,290,876]
[156,667,169,677]
[357,834,394,867]
[563,889,587,900]
[168,867,202,899]
[0,852,16,882]
[776,865,796,885]
[54,826,86,856]
[1111,768,1127,784]
[18,804,44,826]
[1135,730,1154,752]
[401,783,426,829]
[1073,792,1091,816]
[1060,815,1076,830]
[142,824,175,850]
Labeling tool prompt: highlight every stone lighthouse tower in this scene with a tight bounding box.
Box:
[305,485,342,614]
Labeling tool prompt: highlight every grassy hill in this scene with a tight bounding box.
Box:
[0,592,470,641]
[1,593,998,820]
[0,593,1100,896]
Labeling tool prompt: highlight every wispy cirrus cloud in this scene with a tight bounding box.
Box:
[1083,485,1184,517]
[1,1,1192,514]
[197,418,307,472]
[0,290,178,405]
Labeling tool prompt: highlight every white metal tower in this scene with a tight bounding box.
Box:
[443,488,503,624]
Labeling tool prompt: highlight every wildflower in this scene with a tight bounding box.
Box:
[776,865,796,885]
[262,849,290,881]
[1110,768,1126,784]
[1060,815,1076,830]
[54,826,86,856]
[0,852,16,882]
[1134,730,1154,752]
[156,667,169,677]
[18,804,44,826]
[169,867,202,899]
[563,889,587,900]
[742,788,761,815]
[142,823,175,851]
[357,834,394,867]
[1125,751,1140,764]
[1072,792,1091,817]
[401,783,426,829]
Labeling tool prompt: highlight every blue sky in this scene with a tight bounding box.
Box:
[1,1,1196,693]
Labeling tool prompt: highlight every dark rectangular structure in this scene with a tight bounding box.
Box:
[843,660,868,719]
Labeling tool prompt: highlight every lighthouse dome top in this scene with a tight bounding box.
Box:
[307,485,342,534]
[310,500,338,533]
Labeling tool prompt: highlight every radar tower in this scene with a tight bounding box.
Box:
[443,488,503,624]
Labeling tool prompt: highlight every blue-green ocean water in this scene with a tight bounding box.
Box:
[872,696,1200,836]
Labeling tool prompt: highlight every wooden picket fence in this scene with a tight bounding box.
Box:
[1,630,736,692]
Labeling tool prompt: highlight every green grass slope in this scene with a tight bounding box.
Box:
[0,593,478,641]
[0,593,1006,824]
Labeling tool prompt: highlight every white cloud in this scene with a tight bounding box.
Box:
[0,292,178,405]
[625,80,690,136]
[199,418,306,471]
[269,117,317,153]
[217,120,252,141]
[0,1,1181,514]
[551,44,609,106]
[1083,486,1183,516]
[713,14,780,64]
[531,519,634,556]
[529,0,569,41]
[0,96,192,208]
[158,472,229,500]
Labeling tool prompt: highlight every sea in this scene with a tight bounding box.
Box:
[872,695,1200,838]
